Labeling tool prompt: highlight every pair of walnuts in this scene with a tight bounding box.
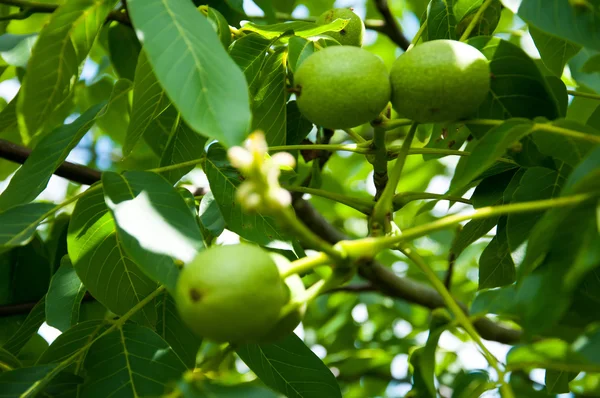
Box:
[295,9,491,129]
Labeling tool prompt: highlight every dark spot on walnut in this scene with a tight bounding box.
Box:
[340,29,347,36]
[189,288,202,303]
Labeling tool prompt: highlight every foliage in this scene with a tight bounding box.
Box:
[0,0,598,397]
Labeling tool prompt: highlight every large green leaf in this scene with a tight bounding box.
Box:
[251,50,287,146]
[0,203,55,248]
[128,0,251,148]
[467,37,559,124]
[478,217,515,289]
[529,25,581,77]
[155,292,202,369]
[67,185,157,325]
[124,51,173,156]
[237,333,342,398]
[426,0,456,41]
[0,364,58,397]
[16,0,118,141]
[158,118,207,184]
[204,144,285,245]
[0,103,104,212]
[507,329,600,373]
[38,320,109,365]
[240,19,348,40]
[450,119,533,192]
[2,299,45,356]
[102,171,204,293]
[45,257,86,332]
[506,167,565,250]
[455,0,502,39]
[107,23,141,81]
[287,36,315,73]
[79,324,186,397]
[518,0,600,52]
[532,119,600,167]
[229,33,276,94]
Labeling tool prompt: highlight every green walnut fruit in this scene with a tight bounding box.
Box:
[261,253,307,342]
[389,40,490,123]
[294,46,391,129]
[175,244,288,343]
[316,8,365,47]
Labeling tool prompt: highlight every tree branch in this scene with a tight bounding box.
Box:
[0,0,131,25]
[373,0,410,50]
[0,139,101,185]
[291,196,522,345]
[0,138,522,344]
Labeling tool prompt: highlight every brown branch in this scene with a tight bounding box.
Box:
[0,0,131,25]
[325,283,376,294]
[0,138,522,344]
[0,139,101,186]
[373,0,410,50]
[292,196,522,345]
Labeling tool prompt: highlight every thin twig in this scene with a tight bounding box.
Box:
[373,0,410,50]
[0,0,131,25]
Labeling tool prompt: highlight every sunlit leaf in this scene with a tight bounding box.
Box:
[79,323,186,397]
[128,0,251,147]
[237,333,342,398]
[67,185,157,325]
[45,257,86,332]
[102,171,204,293]
[16,0,118,141]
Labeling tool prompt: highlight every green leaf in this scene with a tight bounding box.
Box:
[0,236,51,306]
[545,369,577,394]
[507,329,600,373]
[0,33,37,68]
[156,292,202,369]
[251,49,287,146]
[125,51,173,156]
[108,23,141,81]
[38,320,109,365]
[529,25,581,77]
[532,119,600,167]
[518,0,600,52]
[128,0,251,148]
[426,0,457,41]
[204,144,286,245]
[471,285,518,317]
[2,298,45,356]
[203,6,232,48]
[0,364,58,397]
[479,217,516,289]
[0,203,55,249]
[79,324,186,397]
[545,75,568,117]
[16,0,118,141]
[288,36,315,73]
[67,185,157,325]
[506,167,565,250]
[0,347,21,371]
[455,0,502,39]
[95,79,132,145]
[158,119,207,184]
[286,100,313,145]
[229,33,276,94]
[237,333,342,398]
[0,103,104,212]
[45,257,86,332]
[467,37,559,125]
[240,19,349,40]
[102,171,204,293]
[521,146,600,276]
[450,119,533,192]
[198,191,225,238]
